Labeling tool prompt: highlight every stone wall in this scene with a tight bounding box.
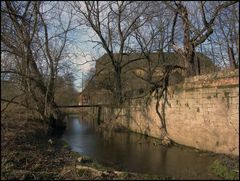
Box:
[166,70,239,155]
[100,70,239,155]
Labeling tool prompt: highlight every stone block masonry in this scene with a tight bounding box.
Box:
[166,70,239,155]
[100,70,239,155]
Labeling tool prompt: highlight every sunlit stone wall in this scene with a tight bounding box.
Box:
[101,70,239,155]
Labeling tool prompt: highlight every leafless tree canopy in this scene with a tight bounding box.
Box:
[1,1,76,134]
[1,1,239,133]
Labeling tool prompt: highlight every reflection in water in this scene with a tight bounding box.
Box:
[62,116,221,179]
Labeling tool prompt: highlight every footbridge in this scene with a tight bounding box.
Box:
[57,104,108,125]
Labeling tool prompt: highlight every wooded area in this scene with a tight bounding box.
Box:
[1,1,238,132]
[1,1,239,180]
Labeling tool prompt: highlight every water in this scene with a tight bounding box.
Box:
[62,115,221,179]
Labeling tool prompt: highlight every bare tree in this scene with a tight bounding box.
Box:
[213,2,239,69]
[129,1,238,141]
[127,2,184,141]
[1,1,74,134]
[72,1,150,105]
[165,1,237,76]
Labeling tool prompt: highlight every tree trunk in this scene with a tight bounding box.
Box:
[179,2,197,77]
[184,44,196,76]
[196,57,201,75]
[228,46,238,69]
[46,101,66,135]
[114,66,123,105]
[27,50,66,135]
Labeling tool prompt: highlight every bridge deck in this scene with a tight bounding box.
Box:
[57,105,107,108]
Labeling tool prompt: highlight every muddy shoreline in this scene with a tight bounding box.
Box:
[1,118,171,180]
[1,117,239,180]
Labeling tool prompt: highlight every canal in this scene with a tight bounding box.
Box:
[62,115,221,179]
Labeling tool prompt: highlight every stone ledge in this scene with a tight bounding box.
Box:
[184,69,239,83]
[170,70,239,93]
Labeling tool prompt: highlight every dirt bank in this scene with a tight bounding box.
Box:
[1,116,172,180]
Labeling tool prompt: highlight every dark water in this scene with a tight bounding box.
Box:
[62,115,221,179]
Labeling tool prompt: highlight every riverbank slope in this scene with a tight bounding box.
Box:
[1,116,175,180]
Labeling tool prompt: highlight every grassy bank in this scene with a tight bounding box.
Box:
[210,157,239,180]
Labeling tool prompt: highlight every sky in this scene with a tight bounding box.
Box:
[67,26,104,92]
[56,1,239,92]
[41,1,105,92]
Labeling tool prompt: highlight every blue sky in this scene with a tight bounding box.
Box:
[67,26,104,92]
[41,2,104,92]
